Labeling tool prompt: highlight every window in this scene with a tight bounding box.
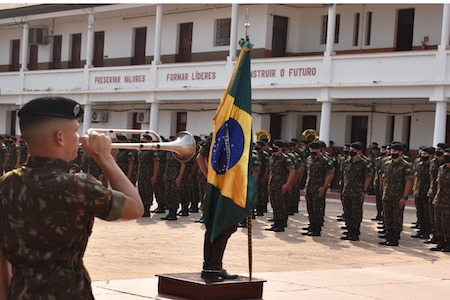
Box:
[10,39,20,71]
[350,116,368,147]
[365,11,372,46]
[320,14,340,44]
[51,35,62,69]
[70,33,82,68]
[93,31,105,67]
[176,112,187,133]
[28,44,38,70]
[353,13,360,46]
[132,27,147,65]
[215,18,231,46]
[302,115,317,131]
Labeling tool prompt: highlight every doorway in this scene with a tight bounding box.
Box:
[177,22,193,62]
[396,8,414,51]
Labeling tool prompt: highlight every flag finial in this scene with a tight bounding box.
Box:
[244,8,250,41]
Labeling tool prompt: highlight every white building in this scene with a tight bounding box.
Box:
[1,3,450,156]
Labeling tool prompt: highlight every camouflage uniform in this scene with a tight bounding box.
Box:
[305,153,335,229]
[427,158,445,237]
[197,138,212,210]
[0,156,126,299]
[341,156,373,237]
[190,147,200,212]
[130,149,138,186]
[413,158,431,235]
[155,151,167,211]
[256,149,269,215]
[81,155,103,180]
[71,147,85,173]
[382,158,413,234]
[137,149,159,216]
[19,140,29,165]
[164,152,184,216]
[287,150,300,215]
[0,139,8,174]
[268,152,295,229]
[373,155,386,219]
[5,140,20,172]
[180,155,196,215]
[434,164,450,244]
[116,148,135,184]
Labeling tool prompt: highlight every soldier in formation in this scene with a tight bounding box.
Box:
[137,135,159,217]
[0,136,9,175]
[265,140,296,232]
[340,142,373,241]
[302,141,335,237]
[378,143,413,246]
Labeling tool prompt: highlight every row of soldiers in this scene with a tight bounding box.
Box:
[0,135,29,175]
[408,143,450,251]
[78,133,208,220]
[72,130,450,251]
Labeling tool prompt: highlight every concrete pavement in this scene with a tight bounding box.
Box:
[86,195,450,299]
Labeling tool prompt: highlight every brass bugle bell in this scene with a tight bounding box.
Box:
[86,128,196,163]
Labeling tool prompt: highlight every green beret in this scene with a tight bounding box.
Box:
[18,97,83,119]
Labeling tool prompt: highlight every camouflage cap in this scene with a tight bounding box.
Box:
[18,97,83,119]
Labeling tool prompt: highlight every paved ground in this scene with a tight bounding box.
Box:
[85,196,450,299]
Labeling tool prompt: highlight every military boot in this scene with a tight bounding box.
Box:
[430,236,445,251]
[142,204,150,217]
[378,231,392,245]
[441,238,450,252]
[178,203,189,216]
[307,223,321,236]
[385,231,399,246]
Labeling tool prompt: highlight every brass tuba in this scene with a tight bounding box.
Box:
[301,129,319,142]
[255,129,271,142]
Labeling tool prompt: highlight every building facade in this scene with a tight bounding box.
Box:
[1,3,450,153]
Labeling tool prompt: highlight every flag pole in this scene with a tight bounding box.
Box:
[244,8,253,282]
[247,215,253,281]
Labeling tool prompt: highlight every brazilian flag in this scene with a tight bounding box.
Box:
[203,39,257,242]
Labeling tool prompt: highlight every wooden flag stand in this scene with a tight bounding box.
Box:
[157,216,265,300]
[157,272,265,300]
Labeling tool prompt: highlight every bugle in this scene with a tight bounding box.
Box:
[86,128,196,162]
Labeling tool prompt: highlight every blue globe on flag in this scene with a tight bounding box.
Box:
[211,118,244,174]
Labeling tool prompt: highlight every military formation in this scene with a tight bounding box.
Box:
[4,127,450,252]
[0,135,29,175]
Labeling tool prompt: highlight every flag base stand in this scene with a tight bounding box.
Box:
[157,272,265,300]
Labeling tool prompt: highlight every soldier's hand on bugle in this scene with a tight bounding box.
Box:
[80,130,112,159]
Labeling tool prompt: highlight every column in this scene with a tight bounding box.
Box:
[439,3,450,50]
[85,11,95,67]
[153,4,163,64]
[149,102,160,132]
[21,23,29,71]
[319,101,332,145]
[324,4,336,56]
[82,103,92,134]
[433,101,448,145]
